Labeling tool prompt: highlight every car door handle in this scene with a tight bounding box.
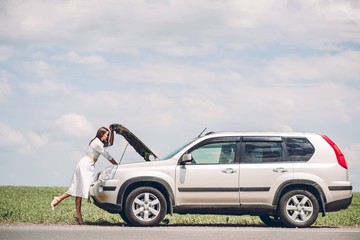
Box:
[222,168,236,174]
[273,167,288,173]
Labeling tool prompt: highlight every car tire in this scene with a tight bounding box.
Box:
[278,190,319,228]
[119,210,131,224]
[259,215,284,227]
[124,187,167,226]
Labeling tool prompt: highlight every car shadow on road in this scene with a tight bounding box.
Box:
[85,221,263,227]
[84,220,337,228]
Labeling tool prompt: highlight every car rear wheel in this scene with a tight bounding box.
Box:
[124,187,167,226]
[278,190,319,228]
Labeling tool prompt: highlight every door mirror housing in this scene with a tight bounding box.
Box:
[181,153,192,164]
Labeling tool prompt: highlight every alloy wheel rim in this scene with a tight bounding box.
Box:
[285,194,314,223]
[132,192,161,222]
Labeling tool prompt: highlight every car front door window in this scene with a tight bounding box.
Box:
[191,142,236,164]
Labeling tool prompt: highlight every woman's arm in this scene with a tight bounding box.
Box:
[91,138,117,164]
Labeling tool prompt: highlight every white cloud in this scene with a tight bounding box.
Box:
[260,51,360,84]
[2,0,359,52]
[154,42,217,57]
[229,1,360,46]
[0,122,25,147]
[20,79,70,96]
[17,131,48,154]
[272,123,294,132]
[181,97,228,123]
[344,143,360,168]
[0,45,15,61]
[343,143,360,190]
[0,72,12,102]
[54,51,105,64]
[26,131,47,148]
[0,122,47,154]
[19,60,70,96]
[107,58,216,86]
[76,91,126,109]
[23,60,56,78]
[54,113,94,138]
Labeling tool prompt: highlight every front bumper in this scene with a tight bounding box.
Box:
[89,179,121,213]
[92,198,122,213]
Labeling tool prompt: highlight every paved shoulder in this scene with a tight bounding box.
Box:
[1,225,360,240]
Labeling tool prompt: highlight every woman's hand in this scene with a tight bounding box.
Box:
[109,159,118,165]
[108,125,115,146]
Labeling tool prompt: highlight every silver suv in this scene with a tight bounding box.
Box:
[89,124,352,228]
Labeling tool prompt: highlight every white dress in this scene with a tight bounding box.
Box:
[67,137,113,198]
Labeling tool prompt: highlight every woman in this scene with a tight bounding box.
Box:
[50,126,118,224]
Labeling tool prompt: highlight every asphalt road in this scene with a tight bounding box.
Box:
[1,225,360,240]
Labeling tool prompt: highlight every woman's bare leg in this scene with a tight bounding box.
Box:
[75,197,84,224]
[51,192,70,210]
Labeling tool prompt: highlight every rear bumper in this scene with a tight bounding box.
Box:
[325,195,352,212]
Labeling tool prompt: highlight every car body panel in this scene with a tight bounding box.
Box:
[175,163,240,205]
[239,162,294,205]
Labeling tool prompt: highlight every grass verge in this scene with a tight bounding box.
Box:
[0,186,358,227]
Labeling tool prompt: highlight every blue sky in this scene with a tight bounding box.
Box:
[0,0,359,191]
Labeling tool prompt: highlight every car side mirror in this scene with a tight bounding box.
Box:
[180,153,192,164]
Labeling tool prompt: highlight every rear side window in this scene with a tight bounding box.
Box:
[285,137,314,162]
[243,141,284,163]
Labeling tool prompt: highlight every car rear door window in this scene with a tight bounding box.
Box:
[243,141,284,163]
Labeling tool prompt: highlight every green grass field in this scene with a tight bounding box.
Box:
[0,186,359,227]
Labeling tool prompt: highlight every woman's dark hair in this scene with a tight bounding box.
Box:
[89,127,110,145]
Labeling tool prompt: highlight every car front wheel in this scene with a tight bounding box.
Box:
[278,190,319,228]
[119,210,131,224]
[259,215,284,227]
[124,187,167,226]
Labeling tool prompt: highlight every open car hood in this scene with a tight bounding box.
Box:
[111,124,158,161]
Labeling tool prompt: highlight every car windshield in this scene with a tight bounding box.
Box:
[162,139,197,159]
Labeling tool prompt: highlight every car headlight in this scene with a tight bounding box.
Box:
[98,165,118,181]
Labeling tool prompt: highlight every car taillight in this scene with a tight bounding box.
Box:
[322,135,348,169]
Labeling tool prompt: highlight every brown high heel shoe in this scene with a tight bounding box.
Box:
[74,216,85,225]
